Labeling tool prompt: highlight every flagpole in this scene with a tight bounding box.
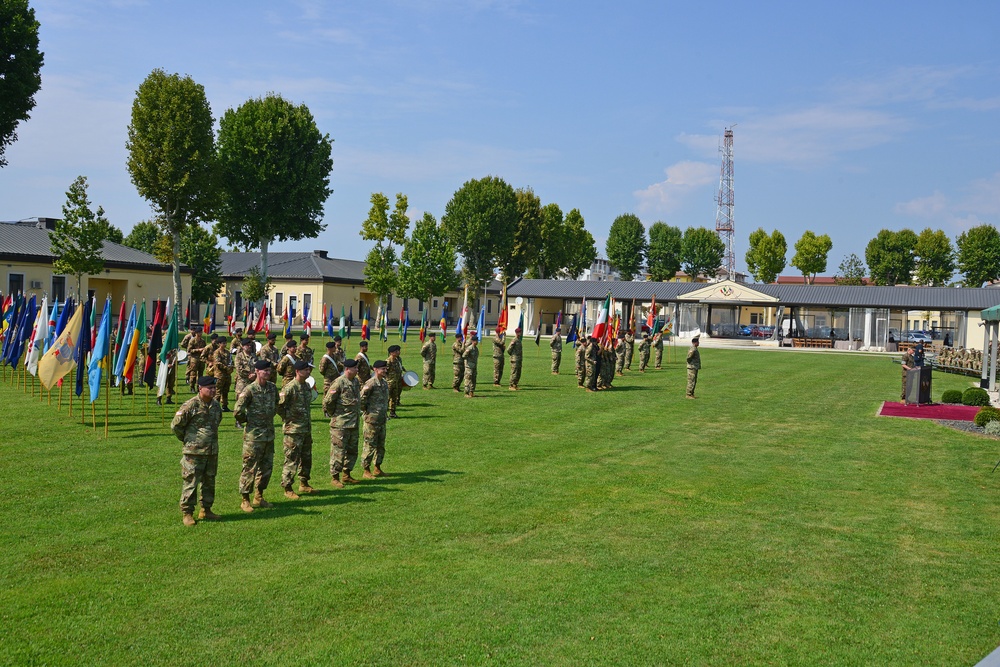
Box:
[105,327,111,438]
[69,368,73,417]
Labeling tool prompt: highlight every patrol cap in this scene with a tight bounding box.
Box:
[326,341,337,349]
[198,376,217,387]
[372,359,387,369]
[343,358,358,368]
[254,359,271,370]
[388,344,401,353]
[293,359,313,371]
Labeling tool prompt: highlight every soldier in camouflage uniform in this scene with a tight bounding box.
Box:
[585,336,599,392]
[900,346,915,403]
[318,340,341,395]
[624,330,635,370]
[185,328,206,392]
[276,359,315,498]
[156,349,178,406]
[420,332,437,389]
[212,336,235,411]
[686,336,701,398]
[232,327,244,352]
[653,331,664,369]
[615,335,626,375]
[492,330,506,386]
[385,344,404,418]
[463,334,479,397]
[550,329,562,374]
[638,333,651,372]
[452,336,466,392]
[332,335,347,372]
[172,376,224,526]
[297,333,315,366]
[233,337,258,400]
[324,358,361,488]
[280,333,296,357]
[276,339,299,386]
[360,359,390,478]
[201,334,219,382]
[259,332,281,377]
[575,337,587,387]
[233,359,278,512]
[355,339,372,384]
[507,328,523,390]
[596,344,608,390]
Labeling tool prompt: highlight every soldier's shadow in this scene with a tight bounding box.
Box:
[370,469,463,485]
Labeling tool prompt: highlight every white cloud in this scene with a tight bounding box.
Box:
[893,173,1000,232]
[893,191,947,217]
[633,161,716,214]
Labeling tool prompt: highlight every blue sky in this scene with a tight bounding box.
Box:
[2,0,999,276]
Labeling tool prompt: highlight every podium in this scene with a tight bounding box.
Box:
[904,367,932,404]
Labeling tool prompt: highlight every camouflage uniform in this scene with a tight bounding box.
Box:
[259,341,281,377]
[550,333,562,373]
[624,332,635,370]
[185,333,206,391]
[585,341,599,391]
[360,373,389,470]
[355,351,372,384]
[318,351,341,395]
[492,332,506,385]
[420,338,437,388]
[276,376,313,489]
[575,341,587,387]
[323,374,360,477]
[653,332,664,369]
[233,348,257,398]
[164,354,178,401]
[212,346,235,410]
[172,394,223,515]
[298,341,315,366]
[276,351,298,387]
[686,343,701,397]
[233,380,277,496]
[615,338,626,374]
[386,356,404,416]
[333,346,347,373]
[507,335,523,389]
[463,342,479,395]
[452,339,466,391]
[638,336,651,372]
[901,349,914,401]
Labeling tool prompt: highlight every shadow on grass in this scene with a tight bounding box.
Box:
[369,469,463,485]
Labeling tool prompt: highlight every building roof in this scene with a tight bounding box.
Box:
[0,220,181,272]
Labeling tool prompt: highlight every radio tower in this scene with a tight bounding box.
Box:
[715,127,736,279]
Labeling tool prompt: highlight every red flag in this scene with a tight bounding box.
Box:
[591,293,612,341]
[645,294,656,333]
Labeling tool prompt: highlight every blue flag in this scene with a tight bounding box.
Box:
[74,297,93,397]
[43,299,60,353]
[88,297,112,401]
[402,309,409,342]
[114,303,136,379]
[476,306,485,342]
[7,295,36,369]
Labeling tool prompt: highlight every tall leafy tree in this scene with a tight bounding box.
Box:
[215,94,333,295]
[681,226,725,280]
[835,253,868,286]
[744,228,787,284]
[0,0,43,168]
[956,224,1000,287]
[157,224,224,305]
[122,220,162,252]
[397,212,459,306]
[442,176,518,288]
[529,203,566,279]
[502,188,543,283]
[49,176,107,296]
[864,228,917,286]
[126,68,217,320]
[913,228,955,286]
[791,231,833,285]
[361,192,410,310]
[560,208,597,279]
[647,222,683,282]
[605,213,646,281]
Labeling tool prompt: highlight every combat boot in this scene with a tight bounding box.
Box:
[241,495,254,513]
[342,471,359,484]
[362,467,375,480]
[252,491,273,508]
[283,486,299,500]
[299,482,315,494]
[198,507,222,521]
[373,466,385,477]
[182,513,196,526]
[331,474,344,489]
[156,397,162,406]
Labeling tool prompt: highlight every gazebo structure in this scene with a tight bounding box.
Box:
[979,303,1000,392]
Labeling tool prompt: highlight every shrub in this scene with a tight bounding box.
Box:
[962,387,991,407]
[941,389,963,404]
[974,406,1000,428]
[984,421,1000,437]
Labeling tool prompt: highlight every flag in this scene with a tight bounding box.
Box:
[555,310,563,332]
[379,304,387,342]
[566,314,578,345]
[143,298,167,388]
[645,294,657,333]
[629,298,637,334]
[89,295,98,349]
[123,301,146,383]
[6,295,37,369]
[0,294,22,361]
[88,297,112,401]
[253,302,268,333]
[581,298,587,338]
[496,282,508,334]
[476,306,485,342]
[325,304,334,337]
[114,303,137,380]
[156,304,180,397]
[282,305,291,338]
[361,307,370,341]
[347,306,353,338]
[244,302,253,333]
[302,301,311,336]
[43,298,60,353]
[534,315,541,346]
[38,302,85,390]
[74,297,93,396]
[183,299,191,331]
[339,306,346,339]
[226,301,235,335]
[592,293,612,340]
[25,296,48,375]
[516,310,524,334]
[440,312,447,341]
[402,308,409,342]
[456,285,469,340]
[110,298,126,374]
[419,309,427,342]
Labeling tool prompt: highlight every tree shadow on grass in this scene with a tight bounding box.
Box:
[368,469,463,486]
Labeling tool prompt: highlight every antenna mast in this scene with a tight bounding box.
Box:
[715,127,736,279]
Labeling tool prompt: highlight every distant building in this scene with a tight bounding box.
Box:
[581,258,620,282]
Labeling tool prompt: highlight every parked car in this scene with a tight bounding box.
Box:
[905,331,933,344]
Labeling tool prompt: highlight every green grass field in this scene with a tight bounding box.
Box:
[2,340,999,665]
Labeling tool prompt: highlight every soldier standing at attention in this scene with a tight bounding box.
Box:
[233,337,257,400]
[550,328,562,374]
[492,329,506,386]
[385,344,404,418]
[297,333,315,366]
[276,339,298,386]
[653,331,664,369]
[355,339,372,384]
[686,335,701,399]
[319,340,341,395]
[420,331,437,389]
[260,332,280,377]
[332,335,347,372]
[615,334,626,376]
[233,359,278,513]
[280,333,296,357]
[638,333,651,372]
[324,358,361,488]
[232,327,244,352]
[575,337,587,388]
[463,334,479,397]
[276,359,315,498]
[172,376,223,526]
[624,329,635,371]
[212,336,235,411]
[185,327,206,392]
[452,335,466,392]
[585,336,599,392]
[360,359,390,478]
[156,349,179,406]
[900,346,915,403]
[507,327,523,390]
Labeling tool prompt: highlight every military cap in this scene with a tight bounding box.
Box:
[334,335,342,342]
[242,337,255,347]
[217,336,227,344]
[293,359,313,371]
[197,376,217,387]
[470,334,479,341]
[359,340,369,347]
[326,341,337,349]
[691,335,700,342]
[210,333,219,340]
[515,328,523,334]
[254,359,271,370]
[266,332,277,340]
[287,339,297,346]
[372,359,387,369]
[429,331,436,336]
[300,332,310,340]
[343,358,358,368]
[388,344,401,353]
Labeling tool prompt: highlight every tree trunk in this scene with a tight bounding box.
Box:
[172,229,183,328]
[260,236,270,311]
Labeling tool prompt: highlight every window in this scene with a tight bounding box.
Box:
[289,296,298,320]
[275,292,284,318]
[303,294,312,321]
[51,276,66,302]
[87,289,96,302]
[235,291,243,317]
[487,300,492,314]
[418,299,424,312]
[387,295,393,310]
[433,299,439,308]
[8,273,23,295]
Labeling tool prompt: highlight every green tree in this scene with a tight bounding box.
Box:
[791,231,833,284]
[0,0,43,168]
[864,229,917,286]
[834,253,867,286]
[529,203,564,279]
[681,226,725,280]
[49,176,107,296]
[560,208,597,279]
[744,228,787,284]
[502,187,542,283]
[913,228,955,286]
[442,176,518,288]
[956,224,1000,287]
[605,213,646,281]
[126,68,217,322]
[175,224,224,305]
[98,220,124,244]
[122,220,163,252]
[240,266,272,305]
[215,94,333,295]
[397,212,459,306]
[647,222,683,282]
[361,193,410,310]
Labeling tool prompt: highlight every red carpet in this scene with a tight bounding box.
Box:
[878,402,981,421]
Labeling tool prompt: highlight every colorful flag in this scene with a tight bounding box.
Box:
[645,294,657,333]
[156,303,180,397]
[114,303,137,380]
[43,298,60,353]
[24,296,48,375]
[252,302,268,333]
[302,301,311,336]
[419,309,427,342]
[123,301,146,383]
[282,305,291,338]
[38,302,84,390]
[581,298,587,338]
[379,304,387,342]
[566,314,578,345]
[143,299,167,388]
[183,299,191,331]
[325,304,334,337]
[88,297,112,401]
[496,282,508,334]
[591,293,612,340]
[361,307,370,341]
[339,306,346,339]
[476,306,485,342]
[555,310,563,332]
[74,297,93,397]
[401,308,409,342]
[6,295,37,369]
